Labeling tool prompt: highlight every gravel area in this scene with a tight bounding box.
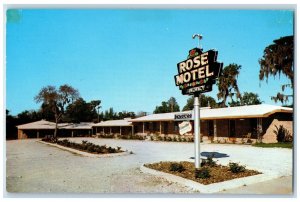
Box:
[6,138,293,194]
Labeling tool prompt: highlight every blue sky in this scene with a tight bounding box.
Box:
[6,9,294,115]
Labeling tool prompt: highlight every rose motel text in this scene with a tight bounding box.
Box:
[174,50,220,91]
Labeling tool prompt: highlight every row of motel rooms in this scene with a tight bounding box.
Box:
[16,104,293,143]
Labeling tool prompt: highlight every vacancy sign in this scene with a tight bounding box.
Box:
[179,121,192,135]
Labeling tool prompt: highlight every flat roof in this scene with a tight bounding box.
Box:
[61,122,94,129]
[17,104,292,129]
[130,104,293,122]
[17,120,56,130]
[93,119,132,127]
[17,120,94,130]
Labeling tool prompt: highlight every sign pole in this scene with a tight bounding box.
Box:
[192,34,202,171]
[194,93,201,170]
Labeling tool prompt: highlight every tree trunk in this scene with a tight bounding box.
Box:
[54,118,58,138]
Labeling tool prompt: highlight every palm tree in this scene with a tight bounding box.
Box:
[217,63,242,107]
[259,35,294,104]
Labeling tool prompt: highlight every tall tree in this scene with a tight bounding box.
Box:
[39,103,55,121]
[154,101,169,114]
[217,63,242,107]
[228,92,262,107]
[6,110,18,140]
[117,111,136,119]
[103,107,117,120]
[90,100,101,122]
[17,110,42,124]
[153,97,180,114]
[168,97,180,112]
[64,98,98,123]
[259,35,294,104]
[35,84,79,138]
[136,111,147,117]
[182,95,217,111]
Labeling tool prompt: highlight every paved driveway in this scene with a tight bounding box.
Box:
[6,138,293,194]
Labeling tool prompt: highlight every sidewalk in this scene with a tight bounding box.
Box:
[218,175,293,195]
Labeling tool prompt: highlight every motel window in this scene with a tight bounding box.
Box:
[153,122,157,131]
[145,122,149,130]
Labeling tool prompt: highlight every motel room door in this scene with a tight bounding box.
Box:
[229,120,236,137]
[163,122,168,135]
[208,120,214,136]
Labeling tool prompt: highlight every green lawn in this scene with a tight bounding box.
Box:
[253,142,293,149]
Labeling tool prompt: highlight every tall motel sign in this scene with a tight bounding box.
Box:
[174,34,223,173]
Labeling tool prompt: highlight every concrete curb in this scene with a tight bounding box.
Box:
[37,140,130,158]
[140,165,280,193]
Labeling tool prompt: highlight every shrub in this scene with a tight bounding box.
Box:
[246,139,253,144]
[201,155,217,167]
[195,168,211,179]
[285,134,293,142]
[42,136,58,143]
[108,146,116,153]
[169,163,185,172]
[228,162,246,173]
[150,136,154,141]
[274,125,293,143]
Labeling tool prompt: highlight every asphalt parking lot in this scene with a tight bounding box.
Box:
[5,138,293,195]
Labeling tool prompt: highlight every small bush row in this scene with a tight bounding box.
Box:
[118,134,146,140]
[42,138,122,154]
[98,134,145,140]
[151,136,194,142]
[168,159,246,179]
[98,134,115,138]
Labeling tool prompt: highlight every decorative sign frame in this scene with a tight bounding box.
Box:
[174,48,223,95]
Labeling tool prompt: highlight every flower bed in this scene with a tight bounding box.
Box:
[42,138,123,154]
[144,160,261,185]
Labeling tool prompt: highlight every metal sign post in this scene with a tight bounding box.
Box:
[193,34,202,171]
[193,93,201,169]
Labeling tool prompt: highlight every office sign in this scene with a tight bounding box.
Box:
[174,48,223,95]
[174,112,193,121]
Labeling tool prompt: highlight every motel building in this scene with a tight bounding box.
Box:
[17,121,94,139]
[16,104,293,144]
